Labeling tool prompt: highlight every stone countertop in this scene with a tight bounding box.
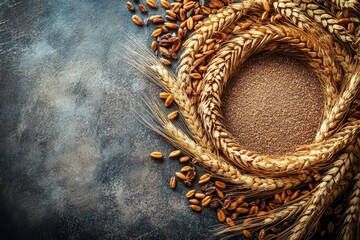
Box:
[0,1,221,239]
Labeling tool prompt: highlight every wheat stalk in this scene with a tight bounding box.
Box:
[339,172,360,240]
[178,0,259,90]
[217,174,352,237]
[315,69,360,142]
[288,137,359,240]
[273,0,355,44]
[143,100,313,191]
[150,64,216,152]
[120,40,215,152]
[294,0,355,44]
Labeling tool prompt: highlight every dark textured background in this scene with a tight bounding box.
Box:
[0,1,323,240]
[0,1,219,239]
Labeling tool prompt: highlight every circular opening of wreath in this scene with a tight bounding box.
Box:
[222,53,324,155]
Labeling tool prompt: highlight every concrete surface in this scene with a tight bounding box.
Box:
[0,1,218,239]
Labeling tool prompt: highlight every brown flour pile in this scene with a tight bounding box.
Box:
[222,53,324,155]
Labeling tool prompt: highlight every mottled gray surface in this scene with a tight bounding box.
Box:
[0,1,218,239]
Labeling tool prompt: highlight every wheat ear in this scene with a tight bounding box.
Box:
[288,137,360,240]
[329,0,359,9]
[273,0,355,44]
[315,69,360,142]
[338,173,360,240]
[144,101,313,191]
[217,174,352,237]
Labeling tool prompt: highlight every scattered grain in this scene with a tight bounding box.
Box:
[187,17,194,30]
[249,206,256,215]
[175,172,186,180]
[228,201,238,211]
[160,0,171,9]
[138,4,148,14]
[186,189,196,198]
[198,173,211,184]
[217,209,226,222]
[284,196,291,204]
[151,28,163,37]
[189,204,202,212]
[275,193,282,203]
[169,176,176,189]
[146,0,157,9]
[290,190,300,200]
[164,22,178,29]
[242,230,252,238]
[172,40,181,52]
[259,229,266,239]
[215,181,226,189]
[195,192,205,199]
[286,189,293,196]
[236,207,249,214]
[216,188,224,199]
[179,156,190,163]
[169,149,181,158]
[189,198,199,205]
[243,218,252,225]
[127,1,135,11]
[149,15,162,21]
[151,41,157,51]
[185,169,196,181]
[226,217,235,227]
[165,95,174,107]
[201,196,212,206]
[150,151,163,159]
[159,92,170,99]
[180,166,191,172]
[168,110,179,120]
[327,222,334,234]
[132,15,143,26]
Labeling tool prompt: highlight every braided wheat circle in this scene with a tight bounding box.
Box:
[198,22,359,175]
[177,1,359,239]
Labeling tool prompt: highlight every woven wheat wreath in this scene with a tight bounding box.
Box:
[125,0,359,239]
